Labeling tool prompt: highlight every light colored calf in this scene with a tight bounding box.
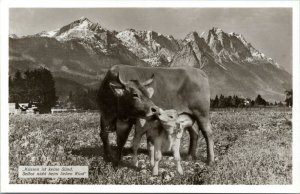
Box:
[132,109,196,176]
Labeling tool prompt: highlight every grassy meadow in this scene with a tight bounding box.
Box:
[9,108,292,184]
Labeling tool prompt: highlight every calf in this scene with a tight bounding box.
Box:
[132,109,197,175]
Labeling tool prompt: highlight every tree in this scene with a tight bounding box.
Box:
[9,68,57,113]
[9,71,27,103]
[24,68,57,112]
[285,89,293,107]
[231,95,237,107]
[211,95,219,108]
[255,94,267,106]
[218,94,226,108]
[71,89,98,110]
[226,95,233,107]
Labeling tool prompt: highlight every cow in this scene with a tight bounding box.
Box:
[133,109,197,176]
[97,66,159,166]
[97,64,214,166]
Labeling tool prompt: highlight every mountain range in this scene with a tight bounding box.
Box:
[9,17,292,101]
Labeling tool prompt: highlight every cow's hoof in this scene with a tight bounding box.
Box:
[112,161,120,169]
[103,155,113,162]
[186,155,197,161]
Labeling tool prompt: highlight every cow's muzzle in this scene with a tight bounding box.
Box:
[146,106,160,117]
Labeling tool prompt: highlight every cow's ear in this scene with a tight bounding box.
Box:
[109,82,125,97]
[146,87,154,98]
[142,74,154,86]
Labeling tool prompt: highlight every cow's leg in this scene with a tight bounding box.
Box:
[172,139,183,175]
[100,116,114,162]
[114,119,134,167]
[187,126,198,160]
[132,128,145,167]
[195,115,214,165]
[152,139,162,176]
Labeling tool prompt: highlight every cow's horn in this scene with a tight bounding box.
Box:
[142,74,154,86]
[117,72,128,85]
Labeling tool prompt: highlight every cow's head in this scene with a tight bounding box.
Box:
[109,73,158,118]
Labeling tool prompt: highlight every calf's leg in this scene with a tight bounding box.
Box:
[172,139,183,175]
[153,139,162,176]
[147,139,155,167]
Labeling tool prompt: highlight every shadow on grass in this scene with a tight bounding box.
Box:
[71,146,149,157]
[71,145,207,170]
[71,146,102,157]
[71,146,151,170]
[71,145,206,162]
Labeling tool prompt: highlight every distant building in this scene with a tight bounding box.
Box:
[51,108,78,114]
[9,102,39,114]
[243,99,250,106]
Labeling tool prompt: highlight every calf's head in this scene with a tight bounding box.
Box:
[157,110,198,138]
[157,109,179,135]
[109,73,158,118]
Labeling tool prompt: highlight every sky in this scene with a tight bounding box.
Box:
[9,8,292,73]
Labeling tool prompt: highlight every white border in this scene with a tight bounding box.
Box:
[1,0,300,193]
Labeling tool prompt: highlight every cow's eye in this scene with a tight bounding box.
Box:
[169,116,173,119]
[133,93,139,98]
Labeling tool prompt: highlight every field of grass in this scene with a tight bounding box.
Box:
[9,108,292,184]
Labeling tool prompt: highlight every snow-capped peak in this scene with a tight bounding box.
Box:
[200,31,206,37]
[36,30,59,38]
[55,18,94,41]
[229,32,249,47]
[205,28,280,68]
[30,17,106,41]
[79,16,89,21]
[230,32,271,62]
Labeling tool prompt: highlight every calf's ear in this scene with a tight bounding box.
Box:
[109,82,125,97]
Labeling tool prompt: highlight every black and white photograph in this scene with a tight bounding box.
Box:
[1,0,300,193]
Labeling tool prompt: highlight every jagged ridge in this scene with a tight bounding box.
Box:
[9,17,292,101]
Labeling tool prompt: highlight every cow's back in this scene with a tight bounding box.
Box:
[111,65,210,115]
